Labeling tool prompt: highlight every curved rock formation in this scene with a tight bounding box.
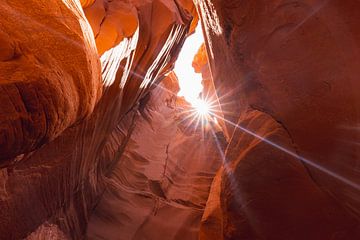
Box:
[1,0,360,239]
[195,0,360,239]
[0,0,197,239]
[84,0,138,55]
[86,74,222,239]
[80,0,95,8]
[0,0,102,163]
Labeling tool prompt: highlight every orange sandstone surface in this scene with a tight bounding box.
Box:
[0,0,360,240]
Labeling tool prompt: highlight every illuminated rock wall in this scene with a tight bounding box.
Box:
[0,0,102,163]
[0,0,201,239]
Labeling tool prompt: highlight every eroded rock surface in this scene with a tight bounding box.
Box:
[195,0,360,239]
[0,0,102,162]
[86,74,222,240]
[1,0,360,239]
[0,0,197,239]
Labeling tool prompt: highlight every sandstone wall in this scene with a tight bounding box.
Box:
[195,0,360,239]
[0,0,196,239]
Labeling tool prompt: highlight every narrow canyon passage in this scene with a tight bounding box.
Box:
[0,0,360,240]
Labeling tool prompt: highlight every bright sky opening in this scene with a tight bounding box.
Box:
[174,24,204,106]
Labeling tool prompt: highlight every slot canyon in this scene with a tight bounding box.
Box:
[0,0,360,239]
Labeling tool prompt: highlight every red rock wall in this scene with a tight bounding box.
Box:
[195,0,360,239]
[3,0,358,239]
[0,0,196,239]
[86,74,222,240]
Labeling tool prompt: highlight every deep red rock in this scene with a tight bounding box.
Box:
[86,74,222,239]
[195,0,360,239]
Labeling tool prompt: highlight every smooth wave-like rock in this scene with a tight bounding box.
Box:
[1,0,360,239]
[195,0,360,239]
[0,0,195,239]
[0,0,102,163]
[86,74,222,240]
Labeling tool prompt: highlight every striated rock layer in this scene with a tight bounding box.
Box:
[2,0,360,239]
[0,0,102,163]
[195,0,360,239]
[86,74,222,240]
[0,0,200,239]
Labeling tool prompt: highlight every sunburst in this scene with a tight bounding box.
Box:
[193,98,211,117]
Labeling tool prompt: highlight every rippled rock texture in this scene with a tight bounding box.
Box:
[86,74,222,239]
[195,0,360,239]
[2,0,360,239]
[0,0,204,239]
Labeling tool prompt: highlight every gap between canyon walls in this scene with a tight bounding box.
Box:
[86,73,223,239]
[1,0,359,239]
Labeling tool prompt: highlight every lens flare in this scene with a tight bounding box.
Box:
[193,98,210,116]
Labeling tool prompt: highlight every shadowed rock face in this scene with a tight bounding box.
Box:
[194,0,360,239]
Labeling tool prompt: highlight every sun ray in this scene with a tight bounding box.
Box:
[208,111,360,191]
